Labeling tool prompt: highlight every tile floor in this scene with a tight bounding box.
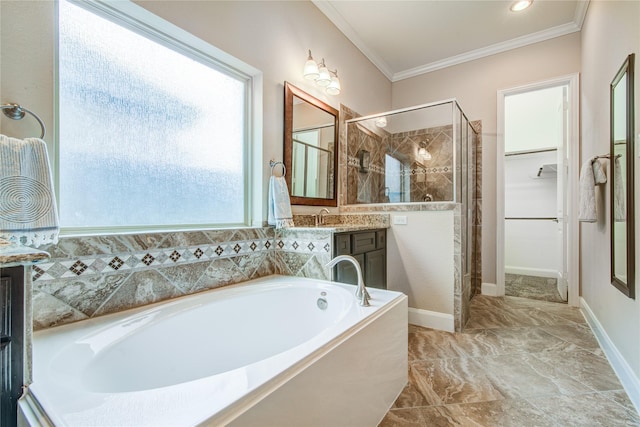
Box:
[379,295,640,426]
[505,273,565,303]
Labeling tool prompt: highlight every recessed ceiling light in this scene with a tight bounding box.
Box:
[510,0,533,12]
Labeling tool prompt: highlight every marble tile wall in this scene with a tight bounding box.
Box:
[392,125,454,203]
[344,121,454,204]
[31,226,337,330]
[346,121,388,204]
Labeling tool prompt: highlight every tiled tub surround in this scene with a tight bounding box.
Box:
[31,228,277,329]
[31,215,390,330]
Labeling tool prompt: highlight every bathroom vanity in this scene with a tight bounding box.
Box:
[333,229,386,289]
[0,244,49,427]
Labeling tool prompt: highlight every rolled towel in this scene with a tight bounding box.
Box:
[578,159,597,222]
[0,135,59,247]
[592,158,607,184]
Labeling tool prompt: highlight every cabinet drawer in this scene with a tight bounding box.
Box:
[335,234,351,255]
[352,232,376,254]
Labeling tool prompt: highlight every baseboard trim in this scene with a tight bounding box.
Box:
[408,307,454,332]
[580,297,640,413]
[481,282,498,296]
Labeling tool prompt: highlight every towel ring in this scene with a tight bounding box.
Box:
[1,103,46,139]
[270,160,286,177]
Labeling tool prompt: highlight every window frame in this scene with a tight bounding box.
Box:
[55,0,263,235]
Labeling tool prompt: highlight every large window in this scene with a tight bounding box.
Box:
[58,0,255,232]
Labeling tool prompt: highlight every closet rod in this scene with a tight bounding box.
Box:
[505,217,558,222]
[504,148,557,157]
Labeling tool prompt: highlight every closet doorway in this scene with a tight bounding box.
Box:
[497,75,580,306]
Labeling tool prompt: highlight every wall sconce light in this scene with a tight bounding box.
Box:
[326,70,341,95]
[375,116,387,128]
[303,50,319,80]
[302,50,341,95]
[418,141,432,161]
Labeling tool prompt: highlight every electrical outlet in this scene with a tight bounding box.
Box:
[393,215,408,225]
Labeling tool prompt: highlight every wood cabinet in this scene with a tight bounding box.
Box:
[333,229,387,289]
[1,266,24,427]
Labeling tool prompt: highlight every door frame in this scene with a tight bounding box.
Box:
[496,74,580,306]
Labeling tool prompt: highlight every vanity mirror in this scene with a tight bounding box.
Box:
[610,53,635,299]
[284,82,338,206]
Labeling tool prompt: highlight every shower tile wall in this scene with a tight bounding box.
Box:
[471,121,482,302]
[30,227,334,330]
[393,125,454,203]
[346,121,388,204]
[345,122,454,204]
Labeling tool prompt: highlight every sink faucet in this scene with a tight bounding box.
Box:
[325,255,371,306]
[317,208,330,226]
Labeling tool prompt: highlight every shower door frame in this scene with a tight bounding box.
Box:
[496,74,580,307]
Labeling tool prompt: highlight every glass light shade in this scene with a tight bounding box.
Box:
[418,147,431,160]
[326,73,341,95]
[316,60,331,87]
[303,58,319,80]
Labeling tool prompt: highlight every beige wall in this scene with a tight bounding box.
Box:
[136,0,391,220]
[0,1,56,165]
[391,33,581,284]
[387,210,455,315]
[580,0,640,381]
[0,0,392,221]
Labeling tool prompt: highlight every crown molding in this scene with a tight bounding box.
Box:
[311,0,395,80]
[574,0,590,29]
[392,20,582,82]
[313,0,590,83]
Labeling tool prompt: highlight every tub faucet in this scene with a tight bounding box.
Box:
[325,255,371,307]
[317,208,330,226]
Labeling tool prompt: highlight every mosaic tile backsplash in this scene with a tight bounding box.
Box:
[32,226,335,330]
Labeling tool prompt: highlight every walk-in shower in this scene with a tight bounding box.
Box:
[344,99,481,329]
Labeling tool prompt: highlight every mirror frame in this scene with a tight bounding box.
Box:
[284,82,339,207]
[610,53,635,299]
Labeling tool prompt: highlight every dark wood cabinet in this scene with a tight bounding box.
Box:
[333,229,387,290]
[1,266,24,427]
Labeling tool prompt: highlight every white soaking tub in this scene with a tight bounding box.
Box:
[19,275,408,427]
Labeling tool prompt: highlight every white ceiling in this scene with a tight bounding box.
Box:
[312,0,589,82]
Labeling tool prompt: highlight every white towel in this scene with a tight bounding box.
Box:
[578,159,597,222]
[592,158,607,184]
[0,135,59,247]
[268,176,294,229]
[614,156,626,222]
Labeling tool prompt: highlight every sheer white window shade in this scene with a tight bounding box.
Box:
[57,0,260,233]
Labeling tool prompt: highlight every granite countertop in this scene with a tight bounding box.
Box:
[289,214,390,233]
[0,241,51,267]
[288,224,388,233]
